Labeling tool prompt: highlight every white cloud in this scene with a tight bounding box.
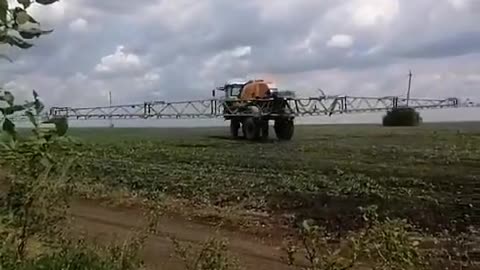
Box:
[448,0,475,10]
[201,46,253,80]
[255,0,330,21]
[2,0,480,124]
[2,80,32,103]
[347,0,400,27]
[326,34,354,48]
[95,46,143,74]
[231,46,251,58]
[69,18,88,32]
[325,0,400,30]
[27,0,69,24]
[142,0,210,31]
[143,72,160,82]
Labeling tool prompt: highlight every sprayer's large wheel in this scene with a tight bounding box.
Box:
[230,120,240,139]
[274,119,294,141]
[260,120,269,140]
[243,117,260,141]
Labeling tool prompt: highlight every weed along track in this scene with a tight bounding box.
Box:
[68,200,293,270]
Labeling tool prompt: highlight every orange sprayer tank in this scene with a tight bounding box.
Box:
[239,80,271,100]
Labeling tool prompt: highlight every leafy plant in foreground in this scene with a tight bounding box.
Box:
[0,90,152,269]
[0,236,147,270]
[284,205,432,270]
[172,236,242,270]
[0,2,154,268]
[358,219,430,270]
[0,90,74,261]
[0,0,58,59]
[283,220,360,270]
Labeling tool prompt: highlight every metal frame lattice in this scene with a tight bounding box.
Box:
[44,95,477,121]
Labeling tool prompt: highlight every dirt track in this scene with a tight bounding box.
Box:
[69,200,295,270]
[0,171,296,269]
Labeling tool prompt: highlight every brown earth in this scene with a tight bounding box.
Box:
[0,169,302,270]
[2,171,476,269]
[0,170,298,270]
[69,199,297,270]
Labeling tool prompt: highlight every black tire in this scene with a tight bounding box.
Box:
[260,120,269,140]
[274,119,294,141]
[230,120,240,139]
[243,117,260,141]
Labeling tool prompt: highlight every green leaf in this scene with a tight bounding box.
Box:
[302,220,311,232]
[40,156,51,168]
[0,131,15,150]
[0,0,8,26]
[1,105,25,115]
[11,105,25,113]
[34,98,44,114]
[2,118,15,136]
[4,91,14,105]
[5,35,33,49]
[12,7,38,24]
[23,101,35,109]
[17,0,31,9]
[19,28,53,39]
[15,10,29,24]
[25,111,37,127]
[0,33,7,44]
[19,31,38,39]
[35,0,59,5]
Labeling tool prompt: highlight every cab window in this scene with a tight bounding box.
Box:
[228,85,242,97]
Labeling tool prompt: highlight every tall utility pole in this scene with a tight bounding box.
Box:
[406,70,413,107]
[108,91,114,128]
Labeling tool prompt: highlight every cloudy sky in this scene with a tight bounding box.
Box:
[1,0,480,126]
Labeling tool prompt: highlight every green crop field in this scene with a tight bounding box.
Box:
[65,122,479,233]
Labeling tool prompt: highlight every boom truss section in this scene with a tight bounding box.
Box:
[47,95,474,120]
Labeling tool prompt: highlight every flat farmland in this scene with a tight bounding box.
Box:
[66,122,480,234]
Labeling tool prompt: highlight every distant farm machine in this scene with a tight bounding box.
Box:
[216,79,295,140]
[42,78,479,141]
